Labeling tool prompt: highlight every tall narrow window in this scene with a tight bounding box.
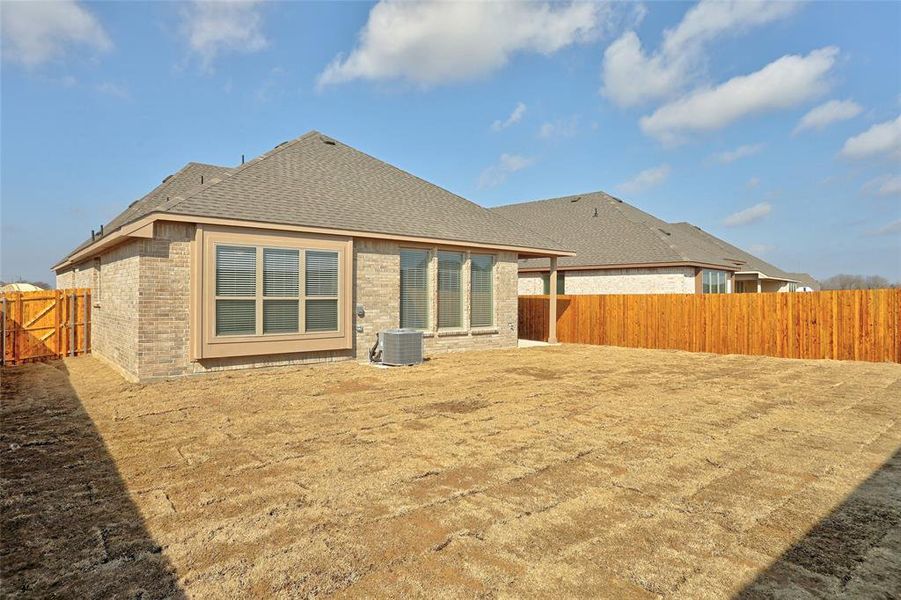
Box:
[471,254,494,327]
[215,245,257,335]
[305,250,339,331]
[400,249,429,329]
[263,248,299,334]
[438,250,463,328]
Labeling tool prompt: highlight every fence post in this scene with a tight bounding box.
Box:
[69,292,76,357]
[83,289,89,354]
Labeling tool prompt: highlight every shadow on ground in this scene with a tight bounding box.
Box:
[0,360,184,598]
[737,449,901,598]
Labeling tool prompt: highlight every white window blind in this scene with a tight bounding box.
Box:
[262,248,300,334]
[216,246,257,335]
[438,251,462,329]
[470,254,494,327]
[305,251,339,332]
[400,249,429,329]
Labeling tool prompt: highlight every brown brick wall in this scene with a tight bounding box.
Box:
[58,227,520,381]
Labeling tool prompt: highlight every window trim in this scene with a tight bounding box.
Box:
[193,225,353,360]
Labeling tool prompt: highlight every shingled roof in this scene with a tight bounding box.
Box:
[63,162,233,259]
[59,131,569,266]
[492,191,794,281]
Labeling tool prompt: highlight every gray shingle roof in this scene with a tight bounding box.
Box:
[159,131,568,252]
[493,191,794,280]
[63,162,233,259]
[670,223,796,281]
[787,272,820,289]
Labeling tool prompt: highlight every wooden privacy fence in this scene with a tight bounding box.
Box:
[1,289,91,366]
[519,289,901,363]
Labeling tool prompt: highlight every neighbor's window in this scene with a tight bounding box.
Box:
[470,254,494,328]
[214,244,339,336]
[541,271,565,294]
[438,250,463,328]
[702,269,728,294]
[789,282,798,292]
[400,249,429,329]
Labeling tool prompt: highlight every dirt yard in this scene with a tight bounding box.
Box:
[2,345,899,599]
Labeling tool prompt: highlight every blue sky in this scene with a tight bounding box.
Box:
[2,0,899,284]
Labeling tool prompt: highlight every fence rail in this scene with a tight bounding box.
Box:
[1,289,91,366]
[519,289,901,363]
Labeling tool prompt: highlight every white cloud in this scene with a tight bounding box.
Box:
[601,0,800,107]
[617,164,671,195]
[723,202,772,227]
[538,115,580,140]
[710,143,764,164]
[491,102,527,132]
[477,153,535,189]
[746,177,761,189]
[794,99,862,134]
[640,47,838,144]
[869,219,901,236]
[95,82,130,99]
[318,1,605,88]
[839,115,901,161]
[862,174,901,197]
[182,0,267,68]
[1,0,111,67]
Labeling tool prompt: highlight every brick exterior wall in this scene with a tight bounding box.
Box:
[57,224,519,381]
[354,239,518,359]
[519,266,697,295]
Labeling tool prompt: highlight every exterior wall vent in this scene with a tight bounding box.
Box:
[379,329,423,366]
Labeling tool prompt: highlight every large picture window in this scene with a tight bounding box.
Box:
[471,254,494,327]
[438,250,463,328]
[702,269,728,294]
[214,244,339,336]
[400,249,429,329]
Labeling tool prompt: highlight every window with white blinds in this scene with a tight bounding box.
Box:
[215,246,257,335]
[702,269,728,294]
[438,250,463,329]
[263,248,299,334]
[470,254,494,327]
[305,251,339,331]
[214,244,340,337]
[400,249,429,329]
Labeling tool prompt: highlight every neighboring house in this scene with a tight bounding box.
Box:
[787,272,821,291]
[492,191,799,296]
[0,283,44,292]
[54,131,571,381]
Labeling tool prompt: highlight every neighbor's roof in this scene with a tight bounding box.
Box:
[787,272,821,290]
[0,282,43,292]
[670,223,796,281]
[493,191,795,280]
[59,131,570,267]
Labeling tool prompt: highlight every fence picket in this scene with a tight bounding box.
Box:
[519,290,901,364]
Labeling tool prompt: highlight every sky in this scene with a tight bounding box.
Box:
[2,0,899,285]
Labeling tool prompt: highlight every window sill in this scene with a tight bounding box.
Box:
[470,328,498,335]
[437,329,468,338]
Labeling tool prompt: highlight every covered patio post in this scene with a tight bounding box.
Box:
[548,257,558,344]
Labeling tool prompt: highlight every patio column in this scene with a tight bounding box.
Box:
[548,257,558,344]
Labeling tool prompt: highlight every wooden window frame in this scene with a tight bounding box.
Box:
[192,224,353,360]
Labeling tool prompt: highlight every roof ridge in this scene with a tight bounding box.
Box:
[161,130,321,214]
[493,190,608,209]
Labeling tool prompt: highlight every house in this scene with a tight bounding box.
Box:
[787,272,821,291]
[54,131,572,381]
[492,191,799,295]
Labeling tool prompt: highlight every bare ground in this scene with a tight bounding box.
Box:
[1,344,899,599]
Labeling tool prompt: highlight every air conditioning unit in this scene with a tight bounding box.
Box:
[379,328,423,366]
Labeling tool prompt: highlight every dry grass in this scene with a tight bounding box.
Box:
[2,344,899,599]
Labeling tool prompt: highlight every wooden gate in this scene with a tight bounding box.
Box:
[1,289,91,366]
